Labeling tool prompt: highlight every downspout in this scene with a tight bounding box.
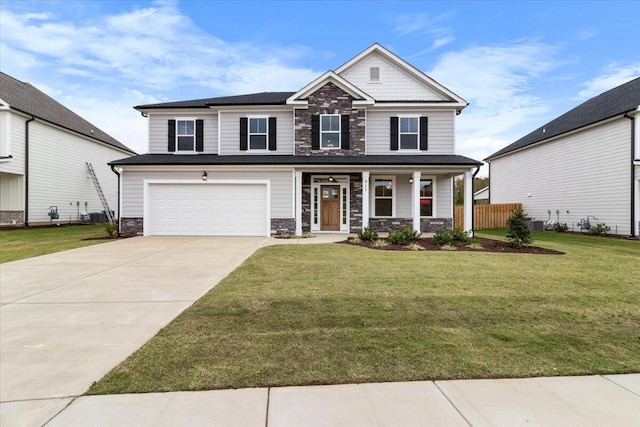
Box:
[24,116,35,226]
[471,165,481,236]
[624,110,636,238]
[110,164,121,234]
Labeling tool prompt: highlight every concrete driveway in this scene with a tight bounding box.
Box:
[0,236,269,427]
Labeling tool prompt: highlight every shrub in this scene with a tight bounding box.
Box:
[358,226,378,241]
[350,236,361,245]
[407,242,424,251]
[450,228,470,243]
[554,222,569,232]
[105,222,118,239]
[387,229,407,245]
[433,228,453,246]
[506,209,534,247]
[590,223,611,236]
[372,239,388,248]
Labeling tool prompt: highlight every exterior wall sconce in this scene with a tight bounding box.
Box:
[409,177,414,184]
[202,171,208,181]
[328,176,335,182]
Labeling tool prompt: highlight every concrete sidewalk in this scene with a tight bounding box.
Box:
[40,374,640,426]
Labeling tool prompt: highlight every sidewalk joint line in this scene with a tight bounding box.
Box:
[600,374,640,397]
[265,387,271,427]
[433,381,474,427]
[42,396,77,426]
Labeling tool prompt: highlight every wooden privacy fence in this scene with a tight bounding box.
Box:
[454,203,522,230]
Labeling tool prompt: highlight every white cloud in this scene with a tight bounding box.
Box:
[394,12,456,55]
[0,2,323,152]
[430,40,563,163]
[578,62,640,98]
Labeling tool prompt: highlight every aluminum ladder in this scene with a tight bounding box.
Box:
[86,162,115,224]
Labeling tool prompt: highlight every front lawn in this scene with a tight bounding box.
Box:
[0,224,110,263]
[89,231,640,394]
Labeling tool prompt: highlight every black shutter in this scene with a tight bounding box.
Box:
[390,117,398,151]
[195,119,204,152]
[311,115,320,150]
[168,119,176,152]
[341,114,350,150]
[239,117,248,151]
[268,117,277,151]
[420,116,428,151]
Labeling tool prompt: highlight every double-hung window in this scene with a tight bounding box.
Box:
[249,117,267,150]
[420,179,433,217]
[373,178,394,217]
[399,117,419,150]
[176,119,195,152]
[321,114,340,149]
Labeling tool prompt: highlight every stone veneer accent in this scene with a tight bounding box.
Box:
[271,218,296,236]
[295,82,366,156]
[120,218,143,236]
[0,210,24,224]
[368,217,453,233]
[349,174,363,232]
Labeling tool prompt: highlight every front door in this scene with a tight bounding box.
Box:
[320,185,340,231]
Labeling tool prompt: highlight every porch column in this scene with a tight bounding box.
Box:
[295,170,302,235]
[362,171,370,229]
[464,170,473,237]
[412,171,421,233]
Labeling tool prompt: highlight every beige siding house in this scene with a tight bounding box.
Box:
[487,77,640,237]
[111,44,481,237]
[0,73,135,225]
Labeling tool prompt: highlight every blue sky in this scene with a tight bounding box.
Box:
[2,0,639,176]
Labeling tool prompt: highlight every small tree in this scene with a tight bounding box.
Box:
[506,209,533,247]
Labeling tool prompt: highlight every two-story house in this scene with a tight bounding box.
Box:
[110,44,482,237]
[0,72,135,225]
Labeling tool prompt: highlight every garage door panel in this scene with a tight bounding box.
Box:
[147,183,268,236]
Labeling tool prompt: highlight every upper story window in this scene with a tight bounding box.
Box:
[321,114,341,149]
[399,117,419,150]
[176,119,195,152]
[249,117,268,150]
[420,179,433,217]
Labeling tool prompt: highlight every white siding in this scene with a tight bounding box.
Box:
[219,111,294,155]
[0,110,26,175]
[148,113,218,154]
[436,177,452,218]
[0,173,23,210]
[490,118,631,235]
[27,120,131,224]
[339,52,445,101]
[122,169,293,218]
[367,110,455,155]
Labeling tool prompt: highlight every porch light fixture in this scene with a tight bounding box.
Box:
[202,171,208,181]
[409,177,414,184]
[328,176,335,182]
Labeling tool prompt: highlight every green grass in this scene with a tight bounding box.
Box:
[0,224,110,263]
[89,231,640,394]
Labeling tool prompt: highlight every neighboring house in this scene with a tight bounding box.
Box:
[0,72,136,225]
[486,77,640,237]
[110,43,482,237]
[474,186,490,205]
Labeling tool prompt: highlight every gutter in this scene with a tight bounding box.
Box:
[24,115,35,226]
[624,108,638,238]
[110,165,121,234]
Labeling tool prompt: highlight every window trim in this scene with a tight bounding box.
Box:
[372,176,396,218]
[175,117,197,153]
[419,176,436,218]
[320,114,341,150]
[398,115,420,151]
[247,115,269,151]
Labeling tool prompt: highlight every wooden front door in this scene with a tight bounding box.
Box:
[320,185,340,231]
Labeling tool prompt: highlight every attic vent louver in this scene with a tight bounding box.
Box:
[370,67,380,81]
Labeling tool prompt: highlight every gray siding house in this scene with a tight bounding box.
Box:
[111,44,482,237]
[0,73,135,225]
[486,77,640,237]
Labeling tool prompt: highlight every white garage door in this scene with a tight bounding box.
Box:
[146,182,268,236]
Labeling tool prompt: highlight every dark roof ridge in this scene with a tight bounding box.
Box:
[135,91,296,109]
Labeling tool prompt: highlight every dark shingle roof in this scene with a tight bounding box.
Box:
[0,72,135,154]
[486,77,640,160]
[109,154,482,167]
[135,92,296,109]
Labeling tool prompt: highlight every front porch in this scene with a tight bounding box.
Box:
[293,169,475,236]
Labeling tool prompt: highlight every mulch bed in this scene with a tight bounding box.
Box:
[341,237,564,254]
